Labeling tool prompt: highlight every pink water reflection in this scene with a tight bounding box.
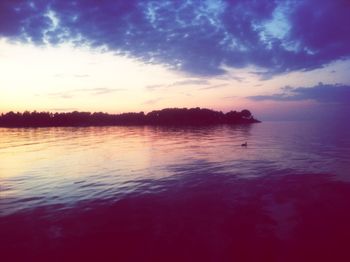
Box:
[1,122,350,261]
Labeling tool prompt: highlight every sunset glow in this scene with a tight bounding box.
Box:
[1,1,350,261]
[0,0,349,120]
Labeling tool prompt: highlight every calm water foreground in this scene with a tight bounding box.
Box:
[1,121,350,261]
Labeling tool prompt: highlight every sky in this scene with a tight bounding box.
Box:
[0,0,349,120]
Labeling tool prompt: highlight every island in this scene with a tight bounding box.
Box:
[0,107,260,127]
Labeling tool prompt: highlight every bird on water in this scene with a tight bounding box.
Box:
[241,142,247,147]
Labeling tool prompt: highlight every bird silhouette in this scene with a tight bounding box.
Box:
[241,142,247,147]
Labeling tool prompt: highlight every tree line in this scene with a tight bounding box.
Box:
[0,107,260,127]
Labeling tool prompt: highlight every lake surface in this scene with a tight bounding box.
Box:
[1,121,350,261]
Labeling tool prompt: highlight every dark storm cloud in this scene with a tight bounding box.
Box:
[1,0,349,77]
[248,83,350,104]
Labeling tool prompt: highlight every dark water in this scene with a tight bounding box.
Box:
[1,121,350,261]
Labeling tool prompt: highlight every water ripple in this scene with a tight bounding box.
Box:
[0,122,349,216]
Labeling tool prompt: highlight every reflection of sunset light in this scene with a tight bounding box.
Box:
[0,125,256,202]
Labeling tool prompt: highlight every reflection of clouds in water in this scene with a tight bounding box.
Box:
[1,121,350,217]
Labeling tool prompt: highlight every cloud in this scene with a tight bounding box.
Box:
[146,79,209,90]
[143,97,163,105]
[230,76,245,83]
[248,83,350,104]
[1,0,349,77]
[146,84,163,90]
[169,79,210,86]
[91,87,125,95]
[53,73,90,78]
[48,87,124,98]
[223,95,238,100]
[199,83,228,90]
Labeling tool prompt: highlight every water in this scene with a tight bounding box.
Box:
[1,122,350,261]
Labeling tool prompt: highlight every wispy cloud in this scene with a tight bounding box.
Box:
[91,88,125,95]
[143,97,163,105]
[74,74,90,78]
[230,76,245,83]
[146,79,210,91]
[247,83,350,105]
[168,79,210,87]
[146,84,164,90]
[53,74,90,78]
[48,88,125,98]
[199,83,228,90]
[222,95,238,100]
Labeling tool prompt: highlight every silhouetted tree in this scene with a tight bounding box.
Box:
[240,109,252,119]
[0,108,260,127]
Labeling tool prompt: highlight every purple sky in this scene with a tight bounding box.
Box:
[0,0,349,120]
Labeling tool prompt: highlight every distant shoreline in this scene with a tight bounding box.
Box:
[0,107,260,127]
